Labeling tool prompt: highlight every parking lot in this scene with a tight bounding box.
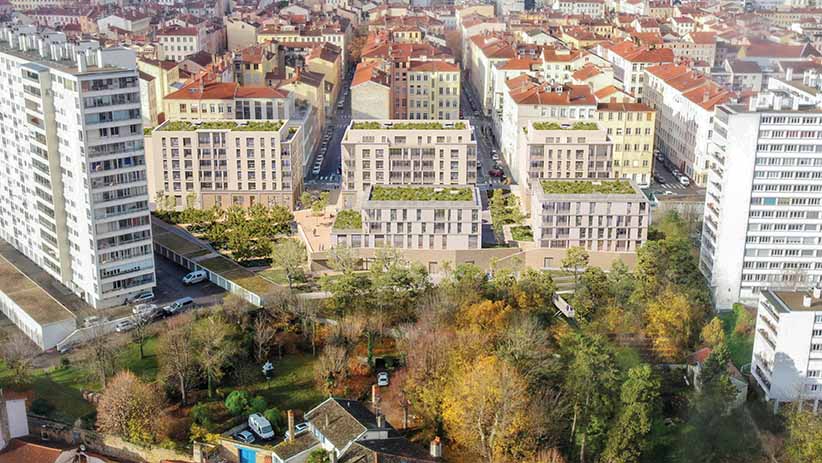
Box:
[151,254,226,308]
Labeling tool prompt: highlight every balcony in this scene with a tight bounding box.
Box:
[757,328,776,350]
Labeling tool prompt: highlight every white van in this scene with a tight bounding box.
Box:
[678,175,691,187]
[248,413,275,439]
[182,270,208,285]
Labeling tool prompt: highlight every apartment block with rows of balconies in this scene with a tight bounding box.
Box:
[699,91,822,310]
[0,25,155,309]
[751,288,822,413]
[146,120,303,210]
[332,185,482,251]
[530,179,649,253]
[340,120,477,208]
[516,121,613,207]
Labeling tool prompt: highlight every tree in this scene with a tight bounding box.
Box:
[571,267,611,321]
[271,238,306,290]
[86,331,117,388]
[562,333,620,463]
[562,246,590,291]
[0,332,39,384]
[601,365,660,463]
[300,192,312,210]
[157,315,198,405]
[783,403,822,463]
[253,315,278,362]
[700,317,726,348]
[442,355,529,463]
[312,191,329,216]
[97,371,165,444]
[131,314,151,360]
[315,344,348,394]
[194,315,238,398]
[511,268,556,317]
[645,288,701,361]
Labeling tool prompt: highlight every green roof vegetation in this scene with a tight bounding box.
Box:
[370,185,473,201]
[352,121,466,130]
[158,120,285,132]
[143,127,153,135]
[540,180,636,195]
[532,121,599,130]
[333,209,363,230]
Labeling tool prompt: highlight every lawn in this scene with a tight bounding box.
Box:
[240,354,324,414]
[719,303,755,369]
[117,336,160,381]
[259,267,290,285]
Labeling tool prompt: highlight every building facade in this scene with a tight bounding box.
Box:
[752,288,822,412]
[595,102,656,187]
[340,121,478,208]
[699,93,822,310]
[146,120,303,210]
[530,179,650,252]
[0,27,155,308]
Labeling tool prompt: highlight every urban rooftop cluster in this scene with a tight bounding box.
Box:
[540,180,636,194]
[157,120,286,132]
[370,185,473,201]
[351,121,467,130]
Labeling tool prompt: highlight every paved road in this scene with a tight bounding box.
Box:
[460,79,510,191]
[647,157,706,197]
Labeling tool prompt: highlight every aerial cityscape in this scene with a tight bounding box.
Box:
[0,0,820,462]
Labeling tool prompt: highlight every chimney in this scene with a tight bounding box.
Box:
[376,414,385,428]
[371,384,379,408]
[803,294,813,308]
[813,286,821,299]
[373,453,379,463]
[430,437,443,458]
[287,410,295,443]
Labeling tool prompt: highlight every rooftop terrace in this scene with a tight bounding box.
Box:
[350,121,468,130]
[540,180,636,195]
[157,120,286,132]
[369,185,474,201]
[532,121,599,130]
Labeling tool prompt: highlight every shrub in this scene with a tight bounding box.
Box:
[190,402,212,426]
[224,390,251,416]
[31,398,54,415]
[249,396,268,415]
[263,407,285,434]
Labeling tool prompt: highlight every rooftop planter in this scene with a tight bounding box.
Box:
[333,209,363,230]
[370,185,473,201]
[351,121,466,130]
[158,120,285,132]
[540,180,635,195]
[532,121,599,130]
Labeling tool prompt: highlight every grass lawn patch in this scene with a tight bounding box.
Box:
[259,267,290,285]
[719,303,754,369]
[0,362,97,424]
[118,336,159,382]
[240,354,324,414]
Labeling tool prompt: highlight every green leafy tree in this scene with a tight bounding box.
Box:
[300,192,312,210]
[700,317,726,348]
[562,246,590,291]
[511,268,556,317]
[306,449,331,463]
[562,333,620,463]
[249,395,268,414]
[271,238,306,290]
[602,365,660,463]
[783,403,822,463]
[571,267,611,321]
[264,407,286,434]
[225,390,251,416]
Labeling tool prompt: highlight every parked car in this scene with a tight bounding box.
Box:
[248,413,275,439]
[489,168,504,177]
[129,291,154,305]
[235,430,256,444]
[182,270,208,285]
[654,174,666,184]
[678,175,691,187]
[114,318,135,333]
[133,303,158,315]
[82,316,102,328]
[284,422,309,439]
[377,371,389,387]
[163,296,195,315]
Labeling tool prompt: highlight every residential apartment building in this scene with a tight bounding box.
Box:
[163,81,295,121]
[599,41,674,101]
[516,121,613,200]
[553,0,606,17]
[340,120,478,208]
[699,92,822,310]
[752,288,822,412]
[157,25,206,62]
[595,102,656,187]
[406,61,461,120]
[496,0,525,16]
[351,62,391,119]
[644,63,732,185]
[530,179,650,252]
[146,120,303,210]
[0,27,155,309]
[332,185,482,250]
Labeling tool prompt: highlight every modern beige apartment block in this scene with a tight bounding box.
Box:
[595,102,656,187]
[530,179,649,253]
[340,120,478,208]
[146,120,303,210]
[517,121,613,203]
[332,185,482,250]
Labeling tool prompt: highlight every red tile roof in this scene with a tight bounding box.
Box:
[352,62,390,87]
[0,440,61,463]
[508,81,596,106]
[165,82,289,100]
